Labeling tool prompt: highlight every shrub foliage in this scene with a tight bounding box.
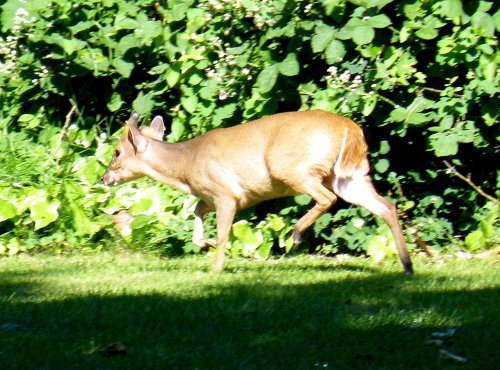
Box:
[0,0,498,257]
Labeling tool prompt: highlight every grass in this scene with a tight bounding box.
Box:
[0,252,498,370]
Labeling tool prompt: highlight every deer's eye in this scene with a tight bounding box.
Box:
[114,149,121,158]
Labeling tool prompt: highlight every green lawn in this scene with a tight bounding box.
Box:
[0,253,498,369]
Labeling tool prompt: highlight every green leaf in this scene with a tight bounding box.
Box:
[367,14,392,28]
[130,214,156,230]
[255,240,273,259]
[63,38,86,55]
[186,8,206,32]
[107,92,124,112]
[415,28,439,40]
[294,194,312,206]
[117,34,141,55]
[18,114,41,129]
[351,26,375,45]
[313,213,332,236]
[438,0,464,20]
[139,21,163,44]
[112,58,134,78]
[374,158,390,173]
[132,92,155,115]
[168,2,191,22]
[361,95,377,116]
[471,12,495,36]
[279,53,300,76]
[70,21,95,34]
[77,49,110,72]
[266,215,286,232]
[212,104,237,126]
[429,133,459,157]
[45,34,86,55]
[232,220,263,256]
[479,220,494,239]
[256,65,279,93]
[325,40,346,63]
[379,140,390,155]
[464,229,485,251]
[170,118,185,141]
[0,199,17,222]
[440,115,454,130]
[115,17,140,30]
[181,95,199,114]
[30,200,60,230]
[390,97,434,125]
[311,23,336,53]
[165,65,181,87]
[18,114,35,122]
[349,0,393,8]
[494,8,500,32]
[130,198,154,214]
[366,235,392,262]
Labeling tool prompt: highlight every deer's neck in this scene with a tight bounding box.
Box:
[141,140,195,195]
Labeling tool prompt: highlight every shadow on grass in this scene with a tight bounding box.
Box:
[0,262,498,370]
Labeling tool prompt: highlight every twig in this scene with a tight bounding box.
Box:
[422,86,463,98]
[376,93,399,107]
[410,229,433,257]
[60,105,77,142]
[54,105,77,166]
[444,161,499,204]
[439,349,467,363]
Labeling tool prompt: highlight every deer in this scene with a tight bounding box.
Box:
[102,110,413,275]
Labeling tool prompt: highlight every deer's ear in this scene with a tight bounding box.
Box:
[127,121,148,154]
[127,112,140,127]
[148,116,166,141]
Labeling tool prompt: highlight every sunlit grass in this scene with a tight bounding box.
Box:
[1,253,498,369]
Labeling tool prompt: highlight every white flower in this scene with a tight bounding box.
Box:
[353,218,365,228]
[218,91,229,100]
[15,8,29,17]
[242,68,251,75]
[339,70,351,83]
[327,66,337,75]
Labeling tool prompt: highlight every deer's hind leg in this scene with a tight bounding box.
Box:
[287,179,338,247]
[333,174,413,275]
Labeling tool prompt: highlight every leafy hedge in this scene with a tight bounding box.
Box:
[0,0,498,257]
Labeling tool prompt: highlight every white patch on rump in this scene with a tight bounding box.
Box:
[304,131,333,166]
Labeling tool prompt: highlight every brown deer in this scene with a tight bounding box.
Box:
[102,111,413,275]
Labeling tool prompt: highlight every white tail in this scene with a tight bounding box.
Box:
[102,110,413,275]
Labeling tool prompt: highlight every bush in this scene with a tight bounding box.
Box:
[0,0,498,257]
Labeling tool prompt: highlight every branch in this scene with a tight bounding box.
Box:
[422,86,463,98]
[410,228,433,257]
[54,105,78,166]
[444,161,499,204]
[60,105,77,142]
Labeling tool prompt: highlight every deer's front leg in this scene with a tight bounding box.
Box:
[212,197,237,273]
[192,201,214,250]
